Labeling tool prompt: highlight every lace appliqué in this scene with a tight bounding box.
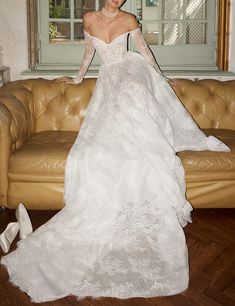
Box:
[73,30,95,84]
[130,28,169,81]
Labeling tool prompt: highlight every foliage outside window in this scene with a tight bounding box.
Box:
[48,0,103,43]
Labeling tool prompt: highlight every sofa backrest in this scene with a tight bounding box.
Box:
[0,78,97,135]
[175,79,235,130]
[0,77,235,134]
[27,78,97,133]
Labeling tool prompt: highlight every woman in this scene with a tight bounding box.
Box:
[0,0,230,303]
[57,0,180,88]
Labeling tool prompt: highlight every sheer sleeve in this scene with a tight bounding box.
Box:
[130,28,169,81]
[73,30,95,84]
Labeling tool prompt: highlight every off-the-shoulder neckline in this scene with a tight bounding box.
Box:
[84,27,140,45]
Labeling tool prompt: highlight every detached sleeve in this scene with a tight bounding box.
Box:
[130,28,169,81]
[73,30,95,84]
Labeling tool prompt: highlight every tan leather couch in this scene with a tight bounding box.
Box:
[0,78,234,210]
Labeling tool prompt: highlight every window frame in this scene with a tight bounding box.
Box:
[133,0,218,70]
[217,0,230,70]
[27,0,230,71]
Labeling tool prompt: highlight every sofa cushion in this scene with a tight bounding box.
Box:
[177,129,235,174]
[9,128,235,183]
[8,131,77,182]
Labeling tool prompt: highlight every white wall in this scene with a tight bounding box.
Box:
[0,0,28,80]
[0,0,234,81]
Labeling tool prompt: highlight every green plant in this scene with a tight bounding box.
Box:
[49,0,66,40]
[49,22,59,39]
[49,0,66,18]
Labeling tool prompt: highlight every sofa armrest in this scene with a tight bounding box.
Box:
[0,88,31,206]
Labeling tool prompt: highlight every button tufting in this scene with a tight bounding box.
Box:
[210,120,216,128]
[44,103,50,110]
[56,120,62,129]
[69,106,76,115]
[224,104,229,112]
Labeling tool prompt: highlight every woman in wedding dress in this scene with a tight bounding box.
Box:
[0,0,231,303]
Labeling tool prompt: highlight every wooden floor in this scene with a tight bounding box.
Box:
[0,208,235,306]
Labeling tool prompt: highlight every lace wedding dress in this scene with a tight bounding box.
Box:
[1,27,230,303]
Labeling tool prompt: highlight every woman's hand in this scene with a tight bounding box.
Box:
[167,78,182,90]
[54,76,75,84]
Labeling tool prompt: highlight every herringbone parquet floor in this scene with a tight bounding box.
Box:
[0,208,234,306]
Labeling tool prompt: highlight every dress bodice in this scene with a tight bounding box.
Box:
[85,31,131,65]
[75,27,167,84]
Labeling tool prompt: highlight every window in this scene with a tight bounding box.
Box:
[38,0,104,68]
[135,0,217,69]
[31,0,229,71]
[48,0,102,43]
[139,0,208,46]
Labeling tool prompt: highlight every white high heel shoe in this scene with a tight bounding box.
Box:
[15,203,33,240]
[0,222,20,253]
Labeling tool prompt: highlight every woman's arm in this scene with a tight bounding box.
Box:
[128,16,181,89]
[73,29,95,84]
[130,27,169,81]
[55,13,95,85]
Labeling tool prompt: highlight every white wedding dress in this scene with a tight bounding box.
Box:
[0,27,230,303]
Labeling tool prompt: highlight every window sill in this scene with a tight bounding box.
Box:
[21,69,99,79]
[21,69,235,81]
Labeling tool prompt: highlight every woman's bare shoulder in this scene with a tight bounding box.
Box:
[83,11,98,20]
[121,11,139,30]
[83,11,99,30]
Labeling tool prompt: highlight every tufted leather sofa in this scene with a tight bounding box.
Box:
[0,78,234,210]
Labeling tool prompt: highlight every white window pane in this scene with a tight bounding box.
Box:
[163,23,183,45]
[142,23,160,45]
[186,0,206,20]
[186,22,207,44]
[163,0,184,20]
